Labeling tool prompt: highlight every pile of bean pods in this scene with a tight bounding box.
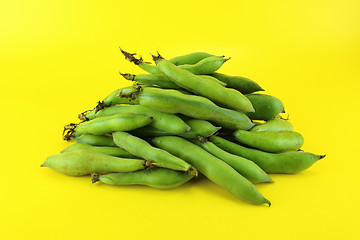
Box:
[42,49,325,206]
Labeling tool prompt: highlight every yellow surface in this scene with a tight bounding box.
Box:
[1,0,359,239]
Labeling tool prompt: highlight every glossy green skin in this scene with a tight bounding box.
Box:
[97,168,194,189]
[194,140,273,184]
[131,119,221,138]
[210,72,264,94]
[233,130,304,153]
[210,136,324,174]
[157,59,254,112]
[75,134,117,147]
[112,132,195,173]
[245,94,285,120]
[75,113,152,135]
[103,86,140,106]
[83,105,190,134]
[152,136,270,205]
[61,143,138,158]
[125,87,254,130]
[139,56,227,74]
[250,119,294,132]
[41,150,147,176]
[169,52,217,65]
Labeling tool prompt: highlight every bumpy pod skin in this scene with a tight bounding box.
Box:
[119,87,254,130]
[61,143,138,158]
[81,105,190,134]
[210,72,264,94]
[245,94,285,120]
[74,134,117,147]
[74,113,153,135]
[233,130,304,153]
[130,119,221,138]
[152,136,271,206]
[41,150,148,176]
[156,58,254,112]
[194,139,273,184]
[102,86,140,106]
[250,119,294,132]
[112,131,196,174]
[94,168,194,189]
[169,52,218,65]
[210,136,325,174]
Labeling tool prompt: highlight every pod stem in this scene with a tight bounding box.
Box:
[116,85,143,100]
[187,167,199,177]
[119,47,143,65]
[150,52,164,64]
[119,72,136,81]
[95,100,107,113]
[196,135,208,144]
[91,173,100,183]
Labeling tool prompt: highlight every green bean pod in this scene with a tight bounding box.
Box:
[74,134,117,147]
[169,52,218,65]
[79,105,190,134]
[93,168,194,189]
[61,143,138,158]
[210,72,264,94]
[245,94,285,120]
[233,130,304,153]
[118,87,254,130]
[70,113,153,136]
[155,57,254,112]
[112,131,197,175]
[130,119,221,138]
[194,138,273,184]
[152,136,270,205]
[101,86,140,107]
[41,150,150,176]
[210,136,325,174]
[250,119,294,132]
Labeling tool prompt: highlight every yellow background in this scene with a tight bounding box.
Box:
[1,0,359,239]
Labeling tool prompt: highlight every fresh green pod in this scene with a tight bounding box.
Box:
[154,57,254,112]
[70,113,153,136]
[61,143,138,158]
[130,119,221,138]
[194,138,273,184]
[112,131,197,175]
[118,87,254,130]
[152,136,270,206]
[101,86,140,107]
[250,119,294,132]
[233,130,304,153]
[41,150,150,176]
[93,168,194,189]
[210,136,325,174]
[198,75,227,87]
[169,52,218,65]
[210,72,264,94]
[245,94,285,120]
[74,134,117,147]
[79,105,190,134]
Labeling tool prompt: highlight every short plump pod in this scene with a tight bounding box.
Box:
[210,72,264,94]
[112,131,197,175]
[73,113,153,135]
[250,118,294,132]
[233,130,304,153]
[210,136,325,174]
[61,143,138,158]
[41,150,150,176]
[93,168,194,189]
[194,138,273,184]
[152,136,271,206]
[74,134,117,147]
[118,87,254,130]
[155,58,254,112]
[130,119,221,138]
[169,52,218,65]
[80,105,190,134]
[245,94,285,120]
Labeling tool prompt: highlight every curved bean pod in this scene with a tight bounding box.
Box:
[210,136,325,174]
[112,131,197,175]
[93,168,194,189]
[250,119,294,132]
[152,136,270,205]
[74,134,117,147]
[41,150,150,176]
[245,94,285,120]
[169,52,218,65]
[61,143,138,158]
[210,72,264,94]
